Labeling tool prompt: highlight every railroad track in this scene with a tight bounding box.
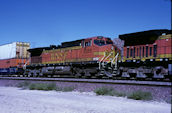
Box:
[0,77,171,87]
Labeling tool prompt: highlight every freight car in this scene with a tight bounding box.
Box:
[25,36,120,78]
[118,29,172,80]
[0,42,30,76]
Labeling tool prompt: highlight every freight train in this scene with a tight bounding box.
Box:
[0,29,171,80]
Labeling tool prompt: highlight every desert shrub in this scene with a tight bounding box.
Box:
[168,98,172,104]
[114,91,126,97]
[28,83,75,92]
[29,83,57,91]
[17,81,31,88]
[55,86,63,91]
[46,83,57,90]
[62,86,75,92]
[127,90,152,100]
[94,87,118,96]
[29,83,36,90]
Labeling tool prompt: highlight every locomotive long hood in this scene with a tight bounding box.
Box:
[119,29,171,46]
[28,47,51,57]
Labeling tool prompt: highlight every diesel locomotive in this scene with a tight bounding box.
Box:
[25,36,120,78]
[118,29,172,80]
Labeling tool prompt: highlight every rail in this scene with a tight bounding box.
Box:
[0,77,171,87]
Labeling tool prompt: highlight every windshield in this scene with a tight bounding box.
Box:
[94,39,113,46]
[94,40,105,46]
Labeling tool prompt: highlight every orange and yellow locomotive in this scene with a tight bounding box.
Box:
[119,29,172,80]
[27,36,120,78]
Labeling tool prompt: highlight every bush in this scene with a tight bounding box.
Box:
[94,87,153,101]
[114,91,126,97]
[29,83,57,91]
[29,83,37,90]
[94,87,112,95]
[94,87,124,96]
[17,81,31,88]
[46,83,57,90]
[62,86,75,92]
[55,86,63,91]
[28,83,75,92]
[29,83,45,90]
[127,90,152,100]
[94,87,126,97]
[165,97,172,104]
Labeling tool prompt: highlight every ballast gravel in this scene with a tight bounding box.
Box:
[0,87,171,113]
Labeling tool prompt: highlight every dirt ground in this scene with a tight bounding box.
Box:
[0,79,171,103]
[0,86,171,113]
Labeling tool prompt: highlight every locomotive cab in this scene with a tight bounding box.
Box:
[83,36,120,78]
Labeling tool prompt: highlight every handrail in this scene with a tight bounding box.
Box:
[111,53,119,67]
[102,52,113,64]
[99,52,106,69]
[111,53,119,64]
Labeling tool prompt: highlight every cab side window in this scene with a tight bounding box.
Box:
[84,40,92,47]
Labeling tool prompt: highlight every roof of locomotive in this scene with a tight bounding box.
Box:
[119,29,171,46]
[61,39,83,48]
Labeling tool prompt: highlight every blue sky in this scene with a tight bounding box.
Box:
[0,0,171,48]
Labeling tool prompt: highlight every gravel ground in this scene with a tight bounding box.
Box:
[0,86,171,113]
[0,79,171,103]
